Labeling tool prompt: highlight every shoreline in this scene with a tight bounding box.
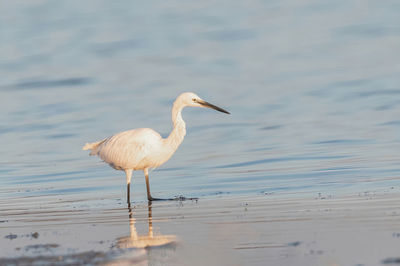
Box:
[2,190,400,265]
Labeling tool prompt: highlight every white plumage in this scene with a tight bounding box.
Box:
[83,92,229,202]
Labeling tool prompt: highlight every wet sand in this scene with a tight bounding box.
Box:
[2,189,400,266]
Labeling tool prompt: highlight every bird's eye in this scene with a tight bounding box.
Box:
[192,98,196,102]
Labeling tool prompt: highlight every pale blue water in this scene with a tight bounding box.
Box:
[1,0,400,264]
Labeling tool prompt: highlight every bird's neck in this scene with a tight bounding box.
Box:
[165,101,186,150]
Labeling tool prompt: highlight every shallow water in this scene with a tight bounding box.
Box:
[1,0,400,265]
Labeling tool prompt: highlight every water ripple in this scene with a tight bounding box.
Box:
[215,155,349,169]
[7,77,93,90]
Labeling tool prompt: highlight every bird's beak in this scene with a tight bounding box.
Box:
[198,100,230,114]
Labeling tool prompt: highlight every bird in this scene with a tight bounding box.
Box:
[83,92,230,202]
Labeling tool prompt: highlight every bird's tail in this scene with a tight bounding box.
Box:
[82,142,97,150]
[82,139,107,155]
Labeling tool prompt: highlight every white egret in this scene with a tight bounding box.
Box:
[83,92,230,202]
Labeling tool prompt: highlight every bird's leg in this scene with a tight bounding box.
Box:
[144,168,200,201]
[144,168,153,201]
[143,169,196,201]
[125,169,133,203]
[144,168,162,201]
[127,183,130,203]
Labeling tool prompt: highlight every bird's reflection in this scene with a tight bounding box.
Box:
[117,202,176,249]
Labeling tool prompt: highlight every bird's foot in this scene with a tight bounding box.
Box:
[148,197,166,201]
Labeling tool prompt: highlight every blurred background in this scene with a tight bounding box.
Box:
[1,0,400,202]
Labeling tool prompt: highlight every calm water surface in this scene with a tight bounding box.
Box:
[1,0,400,265]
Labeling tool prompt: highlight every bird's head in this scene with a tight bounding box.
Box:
[178,92,230,114]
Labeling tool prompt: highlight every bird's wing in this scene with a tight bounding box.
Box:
[96,128,162,169]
